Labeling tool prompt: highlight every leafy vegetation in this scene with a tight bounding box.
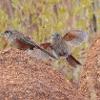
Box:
[0,0,99,42]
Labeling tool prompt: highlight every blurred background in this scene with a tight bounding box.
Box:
[0,0,100,82]
[0,0,100,43]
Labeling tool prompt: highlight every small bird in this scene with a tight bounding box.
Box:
[2,30,56,59]
[40,30,88,67]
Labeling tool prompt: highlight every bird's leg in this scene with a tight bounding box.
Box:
[72,66,82,89]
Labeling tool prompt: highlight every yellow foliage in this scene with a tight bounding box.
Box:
[0,10,8,31]
[0,0,99,48]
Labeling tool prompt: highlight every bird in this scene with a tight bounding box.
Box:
[40,30,88,67]
[2,29,57,59]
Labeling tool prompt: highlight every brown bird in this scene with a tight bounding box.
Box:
[2,30,57,59]
[40,30,88,67]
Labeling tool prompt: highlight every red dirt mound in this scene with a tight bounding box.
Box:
[79,37,100,100]
[0,48,78,100]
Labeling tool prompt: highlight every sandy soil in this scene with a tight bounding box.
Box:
[0,37,100,100]
[78,37,100,100]
[0,48,77,100]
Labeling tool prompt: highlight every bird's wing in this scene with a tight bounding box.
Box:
[18,34,36,48]
[66,55,81,68]
[40,42,52,49]
[12,30,56,59]
[40,42,59,59]
[63,30,88,46]
[10,30,35,47]
[18,36,56,59]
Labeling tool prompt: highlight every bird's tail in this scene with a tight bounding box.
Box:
[24,39,57,59]
[33,44,57,59]
[66,55,81,67]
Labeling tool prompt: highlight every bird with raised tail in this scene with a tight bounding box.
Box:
[40,30,88,67]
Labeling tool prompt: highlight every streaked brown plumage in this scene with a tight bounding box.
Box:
[3,30,56,59]
[40,30,88,67]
